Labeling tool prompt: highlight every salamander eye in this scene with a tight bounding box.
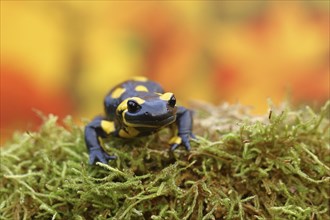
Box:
[168,95,176,107]
[127,100,141,113]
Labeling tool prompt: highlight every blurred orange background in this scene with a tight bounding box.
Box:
[1,1,329,143]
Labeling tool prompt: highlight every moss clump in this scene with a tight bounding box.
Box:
[1,102,329,220]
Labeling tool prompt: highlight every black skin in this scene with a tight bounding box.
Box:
[84,78,195,164]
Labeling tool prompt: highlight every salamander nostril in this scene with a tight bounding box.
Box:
[144,112,150,116]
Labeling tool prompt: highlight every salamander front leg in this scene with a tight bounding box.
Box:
[84,117,117,164]
[170,106,195,151]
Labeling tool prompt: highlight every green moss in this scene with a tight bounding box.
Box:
[1,102,329,220]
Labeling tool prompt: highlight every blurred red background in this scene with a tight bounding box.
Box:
[1,1,329,143]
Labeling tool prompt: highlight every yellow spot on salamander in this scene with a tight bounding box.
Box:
[111,87,126,99]
[169,136,182,145]
[101,120,115,134]
[117,97,145,113]
[119,127,140,138]
[135,85,149,92]
[132,76,148,82]
[159,92,174,101]
[98,136,104,147]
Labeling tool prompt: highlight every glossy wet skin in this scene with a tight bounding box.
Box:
[85,78,195,164]
[121,94,177,128]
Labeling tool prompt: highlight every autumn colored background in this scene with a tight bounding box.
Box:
[1,1,329,143]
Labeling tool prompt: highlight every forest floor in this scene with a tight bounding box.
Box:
[1,101,329,220]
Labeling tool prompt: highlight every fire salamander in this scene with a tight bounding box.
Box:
[85,77,195,164]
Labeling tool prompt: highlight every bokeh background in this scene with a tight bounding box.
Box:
[1,1,329,143]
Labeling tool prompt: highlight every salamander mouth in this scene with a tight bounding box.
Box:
[126,115,176,127]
